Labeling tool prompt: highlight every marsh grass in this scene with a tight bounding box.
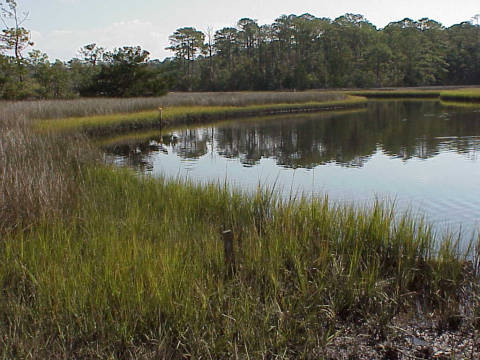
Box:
[440,89,480,103]
[0,166,477,358]
[440,100,480,109]
[5,91,346,120]
[37,96,367,135]
[0,93,478,358]
[348,88,480,104]
[162,91,346,107]
[347,90,442,98]
[0,108,98,232]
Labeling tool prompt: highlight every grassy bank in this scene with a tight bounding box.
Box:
[440,89,480,103]
[37,96,367,136]
[347,88,480,105]
[1,166,478,358]
[1,93,479,358]
[440,100,480,109]
[346,90,442,99]
[6,91,343,120]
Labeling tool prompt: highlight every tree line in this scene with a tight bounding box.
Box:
[166,13,480,91]
[1,43,173,99]
[0,0,478,99]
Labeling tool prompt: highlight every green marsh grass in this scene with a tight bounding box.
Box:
[346,90,442,98]
[1,166,477,358]
[37,96,367,135]
[440,100,480,109]
[0,93,479,357]
[440,89,480,103]
[348,88,480,104]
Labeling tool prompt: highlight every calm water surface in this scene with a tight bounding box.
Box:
[105,101,480,241]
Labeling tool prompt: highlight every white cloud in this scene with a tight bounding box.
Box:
[57,0,82,4]
[150,31,164,38]
[30,30,42,40]
[51,30,72,35]
[32,19,170,61]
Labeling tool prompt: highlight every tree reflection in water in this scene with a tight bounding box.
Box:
[104,101,480,170]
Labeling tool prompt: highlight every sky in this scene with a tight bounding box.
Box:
[10,0,480,62]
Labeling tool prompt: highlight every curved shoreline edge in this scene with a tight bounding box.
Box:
[37,96,368,136]
[347,89,480,103]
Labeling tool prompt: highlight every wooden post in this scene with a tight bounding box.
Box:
[222,230,236,274]
[158,107,163,126]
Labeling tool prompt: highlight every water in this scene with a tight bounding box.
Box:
[104,100,480,242]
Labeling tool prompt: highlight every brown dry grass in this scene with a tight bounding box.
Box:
[0,106,97,232]
[2,91,345,120]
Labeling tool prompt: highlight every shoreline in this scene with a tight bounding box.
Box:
[37,96,368,136]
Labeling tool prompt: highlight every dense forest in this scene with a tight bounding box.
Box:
[165,14,480,91]
[0,0,479,99]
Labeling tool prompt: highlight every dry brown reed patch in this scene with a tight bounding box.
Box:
[0,105,97,232]
[2,91,345,120]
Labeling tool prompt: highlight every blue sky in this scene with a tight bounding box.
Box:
[14,0,480,61]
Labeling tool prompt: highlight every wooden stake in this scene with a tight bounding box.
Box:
[222,230,236,274]
[159,107,163,125]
